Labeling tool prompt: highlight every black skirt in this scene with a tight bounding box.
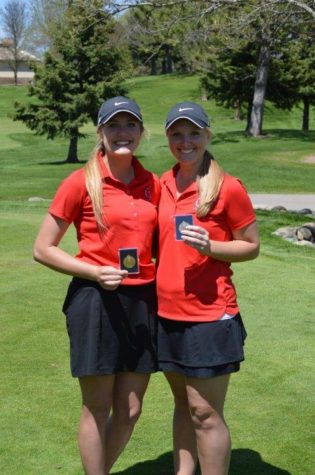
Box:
[62,278,158,377]
[158,314,247,378]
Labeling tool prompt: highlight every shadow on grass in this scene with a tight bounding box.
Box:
[229,449,292,474]
[212,128,315,146]
[112,448,292,475]
[38,159,87,165]
[261,129,315,142]
[112,452,173,475]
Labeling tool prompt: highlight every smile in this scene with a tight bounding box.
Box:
[115,141,131,146]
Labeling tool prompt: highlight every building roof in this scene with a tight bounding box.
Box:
[0,40,39,62]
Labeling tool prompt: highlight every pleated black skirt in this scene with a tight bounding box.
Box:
[158,313,247,378]
[62,278,158,377]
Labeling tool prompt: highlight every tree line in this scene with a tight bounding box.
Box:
[0,0,314,162]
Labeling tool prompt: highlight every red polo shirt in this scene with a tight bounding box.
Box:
[156,166,256,321]
[49,154,160,285]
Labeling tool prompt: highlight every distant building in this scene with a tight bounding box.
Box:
[0,39,39,85]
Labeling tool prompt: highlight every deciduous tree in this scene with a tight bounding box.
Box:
[13,0,128,163]
[116,0,315,135]
[0,0,28,85]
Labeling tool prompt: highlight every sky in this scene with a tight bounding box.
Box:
[0,0,129,39]
[0,0,31,38]
[0,0,6,37]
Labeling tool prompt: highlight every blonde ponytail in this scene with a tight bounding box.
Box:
[84,120,144,232]
[196,151,224,218]
[84,141,106,231]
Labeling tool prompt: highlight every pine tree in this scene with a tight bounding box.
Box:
[124,3,187,75]
[199,0,314,135]
[200,39,299,125]
[13,0,128,162]
[273,27,315,131]
[200,43,258,121]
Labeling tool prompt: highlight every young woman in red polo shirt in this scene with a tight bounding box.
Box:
[157,102,260,475]
[33,97,160,475]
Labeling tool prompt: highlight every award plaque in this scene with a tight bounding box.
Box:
[174,214,193,241]
[119,248,139,274]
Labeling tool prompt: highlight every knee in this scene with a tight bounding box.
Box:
[190,403,221,431]
[128,400,142,425]
[82,400,111,423]
[114,401,142,427]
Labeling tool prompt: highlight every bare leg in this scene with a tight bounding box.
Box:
[186,374,231,475]
[165,372,198,475]
[78,375,114,475]
[104,372,150,474]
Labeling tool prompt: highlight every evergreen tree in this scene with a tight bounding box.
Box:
[272,28,315,131]
[200,43,258,121]
[124,3,187,75]
[200,39,299,124]
[13,0,128,162]
[198,0,314,135]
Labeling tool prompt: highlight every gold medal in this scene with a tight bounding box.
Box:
[123,254,136,269]
[179,221,190,233]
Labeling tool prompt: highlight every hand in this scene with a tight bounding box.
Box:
[181,225,211,256]
[95,266,128,291]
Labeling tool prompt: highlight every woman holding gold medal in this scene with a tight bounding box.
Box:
[156,102,260,475]
[33,97,160,475]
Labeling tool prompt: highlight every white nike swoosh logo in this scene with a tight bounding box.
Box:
[115,101,129,106]
[178,107,194,112]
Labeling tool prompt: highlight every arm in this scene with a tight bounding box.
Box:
[33,213,127,289]
[181,221,260,263]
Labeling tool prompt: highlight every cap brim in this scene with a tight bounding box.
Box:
[165,116,207,130]
[98,109,142,126]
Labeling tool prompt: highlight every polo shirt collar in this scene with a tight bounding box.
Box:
[166,163,198,198]
[97,151,149,185]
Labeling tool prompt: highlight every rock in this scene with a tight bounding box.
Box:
[271,205,287,212]
[253,203,315,247]
[298,208,313,215]
[254,205,314,215]
[274,221,315,248]
[28,197,46,202]
[296,225,315,243]
[253,204,272,210]
[273,227,296,239]
[295,240,315,247]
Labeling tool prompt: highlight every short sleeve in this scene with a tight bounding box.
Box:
[223,176,256,230]
[49,169,87,224]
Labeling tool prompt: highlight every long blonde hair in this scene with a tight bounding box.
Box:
[84,139,106,231]
[84,122,144,231]
[196,150,224,218]
[167,124,224,217]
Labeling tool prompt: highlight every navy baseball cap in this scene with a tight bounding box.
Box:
[98,96,143,126]
[165,102,209,130]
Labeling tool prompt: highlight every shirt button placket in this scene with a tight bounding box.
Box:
[129,199,138,224]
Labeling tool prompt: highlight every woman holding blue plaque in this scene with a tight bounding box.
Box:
[157,102,260,475]
[33,97,160,475]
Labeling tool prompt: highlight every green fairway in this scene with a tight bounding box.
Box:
[1,203,314,475]
[0,75,314,475]
[1,74,315,201]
